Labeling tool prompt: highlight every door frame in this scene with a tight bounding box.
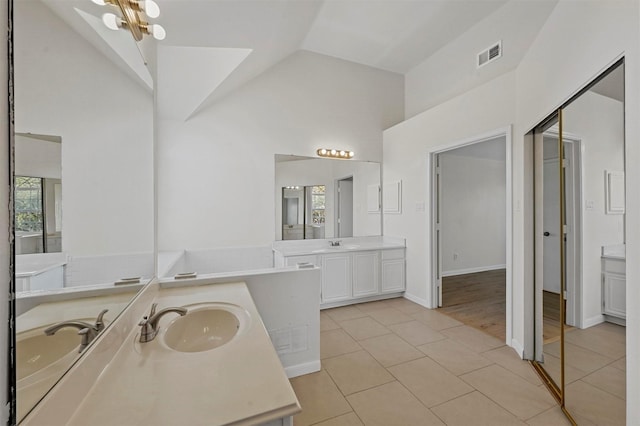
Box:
[428,126,513,346]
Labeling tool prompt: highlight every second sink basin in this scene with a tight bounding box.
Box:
[162,303,251,353]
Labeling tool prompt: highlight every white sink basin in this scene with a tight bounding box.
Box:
[162,303,250,353]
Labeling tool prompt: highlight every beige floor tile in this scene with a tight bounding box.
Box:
[339,317,391,341]
[611,356,626,372]
[388,356,473,407]
[388,320,446,346]
[366,307,413,325]
[355,300,392,313]
[460,364,556,420]
[411,309,463,330]
[417,339,493,375]
[525,406,574,426]
[565,380,625,426]
[359,333,424,367]
[385,298,427,314]
[441,325,505,353]
[323,350,395,395]
[290,370,352,426]
[565,325,626,360]
[537,352,588,385]
[312,412,363,426]
[544,341,613,375]
[483,346,542,386]
[320,313,341,332]
[431,391,526,426]
[347,381,445,425]
[582,365,626,400]
[321,329,362,359]
[324,306,368,322]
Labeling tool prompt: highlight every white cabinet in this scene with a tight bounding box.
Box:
[353,251,380,297]
[319,249,404,307]
[322,253,352,303]
[381,249,405,293]
[602,257,625,322]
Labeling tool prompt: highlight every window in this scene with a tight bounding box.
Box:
[15,176,44,232]
[311,185,325,224]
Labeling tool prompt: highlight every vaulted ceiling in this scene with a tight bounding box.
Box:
[43,0,548,120]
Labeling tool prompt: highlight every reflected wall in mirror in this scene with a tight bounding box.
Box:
[532,60,626,424]
[14,0,154,421]
[275,155,381,240]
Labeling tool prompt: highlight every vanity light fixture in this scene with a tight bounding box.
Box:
[316,148,355,159]
[92,0,166,41]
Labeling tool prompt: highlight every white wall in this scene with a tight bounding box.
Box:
[440,143,506,275]
[383,71,515,308]
[14,0,154,257]
[405,1,557,118]
[275,158,381,240]
[15,135,61,179]
[562,91,624,326]
[1,0,11,419]
[157,50,403,251]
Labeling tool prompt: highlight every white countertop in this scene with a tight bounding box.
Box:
[63,282,300,426]
[273,236,405,257]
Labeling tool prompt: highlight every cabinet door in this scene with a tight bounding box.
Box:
[322,254,352,303]
[603,272,626,319]
[353,251,379,297]
[382,259,405,293]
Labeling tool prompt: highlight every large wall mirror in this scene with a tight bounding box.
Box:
[275,155,381,240]
[531,60,625,424]
[13,0,154,421]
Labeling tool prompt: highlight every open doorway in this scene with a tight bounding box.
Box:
[430,132,511,343]
[336,176,353,237]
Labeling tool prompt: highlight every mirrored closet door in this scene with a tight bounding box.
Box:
[531,59,626,425]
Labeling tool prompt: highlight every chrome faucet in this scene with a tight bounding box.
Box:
[329,240,342,247]
[138,303,187,343]
[44,309,109,353]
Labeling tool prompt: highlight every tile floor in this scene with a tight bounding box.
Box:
[289,298,621,426]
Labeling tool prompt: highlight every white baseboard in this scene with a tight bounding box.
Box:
[403,292,430,309]
[284,360,321,378]
[583,314,605,329]
[510,338,525,359]
[442,264,506,277]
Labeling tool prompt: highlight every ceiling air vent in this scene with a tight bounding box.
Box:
[477,41,502,68]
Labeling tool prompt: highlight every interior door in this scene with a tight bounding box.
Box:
[337,177,353,237]
[543,157,561,294]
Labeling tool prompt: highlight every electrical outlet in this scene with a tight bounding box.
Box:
[453,252,458,261]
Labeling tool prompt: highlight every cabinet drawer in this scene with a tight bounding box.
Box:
[382,249,405,261]
[285,255,319,267]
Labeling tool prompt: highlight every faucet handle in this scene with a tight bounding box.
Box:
[149,303,158,317]
[94,309,109,332]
